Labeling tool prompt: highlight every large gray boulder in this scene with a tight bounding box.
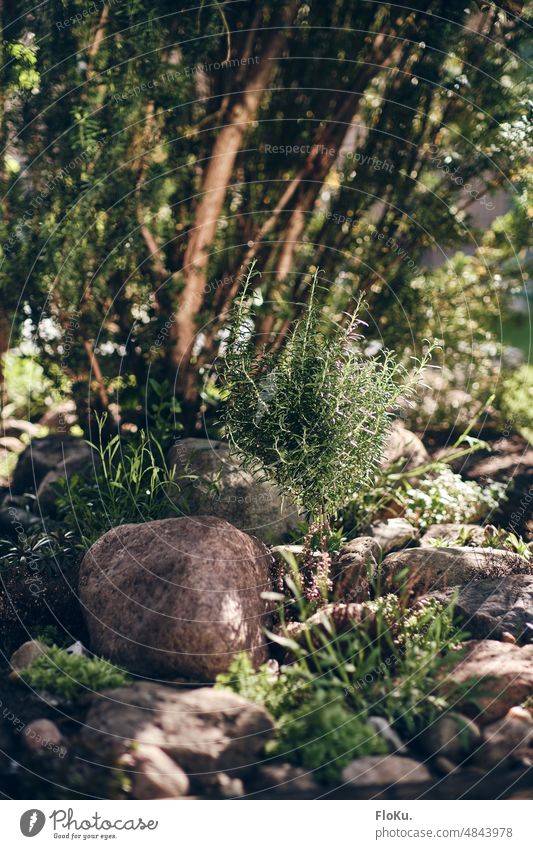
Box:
[167,438,299,544]
[79,516,273,680]
[83,683,275,789]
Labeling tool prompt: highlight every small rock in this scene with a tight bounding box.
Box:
[382,421,429,473]
[36,451,94,513]
[473,707,533,769]
[10,640,48,672]
[123,744,190,799]
[22,719,65,757]
[421,575,533,642]
[79,516,273,680]
[65,641,89,656]
[250,763,320,794]
[167,438,299,544]
[271,544,304,562]
[381,546,530,595]
[332,537,379,603]
[434,756,460,775]
[342,755,431,787]
[0,498,41,534]
[12,434,91,496]
[202,772,245,798]
[367,717,407,753]
[418,713,481,761]
[368,518,419,554]
[83,683,275,784]
[443,641,533,724]
[420,524,486,547]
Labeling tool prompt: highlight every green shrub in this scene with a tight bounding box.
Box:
[222,264,432,597]
[18,646,130,700]
[498,364,533,443]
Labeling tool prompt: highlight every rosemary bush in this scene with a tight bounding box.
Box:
[222,265,431,597]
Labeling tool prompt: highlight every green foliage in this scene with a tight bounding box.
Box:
[498,364,533,443]
[0,525,79,577]
[429,525,531,559]
[2,350,63,422]
[2,2,530,427]
[279,591,463,738]
[32,625,72,649]
[222,266,430,519]
[216,652,290,715]
[484,530,531,559]
[399,465,506,532]
[18,646,130,700]
[55,414,188,547]
[341,411,492,533]
[144,378,183,450]
[217,592,464,778]
[274,692,387,783]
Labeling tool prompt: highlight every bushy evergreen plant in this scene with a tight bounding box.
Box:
[222,265,432,597]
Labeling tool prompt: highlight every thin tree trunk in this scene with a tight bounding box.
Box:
[170,5,297,419]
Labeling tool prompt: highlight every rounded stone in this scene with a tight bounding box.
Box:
[79,516,273,680]
[167,438,300,544]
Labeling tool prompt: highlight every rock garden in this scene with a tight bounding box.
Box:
[2,2,532,804]
[1,270,532,801]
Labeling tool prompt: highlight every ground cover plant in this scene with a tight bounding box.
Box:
[428,525,531,558]
[217,576,465,781]
[399,466,506,532]
[0,525,78,577]
[17,646,130,701]
[341,403,507,535]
